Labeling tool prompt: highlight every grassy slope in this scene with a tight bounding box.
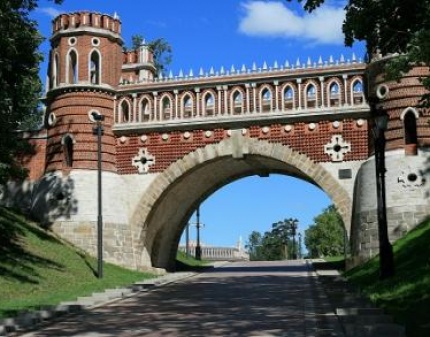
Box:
[344,218,430,337]
[0,207,154,318]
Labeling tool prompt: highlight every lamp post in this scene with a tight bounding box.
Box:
[372,107,395,279]
[92,112,104,279]
[289,220,298,260]
[298,233,302,259]
[195,206,202,260]
[185,222,190,258]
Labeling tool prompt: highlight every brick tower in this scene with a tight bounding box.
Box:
[43,12,124,173]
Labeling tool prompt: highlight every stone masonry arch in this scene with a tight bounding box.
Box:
[129,133,352,271]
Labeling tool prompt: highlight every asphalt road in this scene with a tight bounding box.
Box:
[19,260,342,337]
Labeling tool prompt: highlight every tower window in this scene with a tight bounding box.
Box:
[67,50,78,84]
[62,134,75,167]
[90,51,101,84]
[404,111,418,145]
[121,100,130,122]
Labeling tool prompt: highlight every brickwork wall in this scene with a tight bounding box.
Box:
[45,90,117,172]
[115,119,368,174]
[19,132,48,181]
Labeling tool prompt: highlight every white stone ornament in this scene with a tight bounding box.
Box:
[132,148,155,174]
[161,133,169,141]
[332,121,340,129]
[356,119,365,127]
[284,125,293,132]
[140,135,148,142]
[308,123,316,130]
[205,130,212,138]
[398,168,426,189]
[183,131,191,139]
[119,136,127,143]
[262,126,270,134]
[324,135,351,162]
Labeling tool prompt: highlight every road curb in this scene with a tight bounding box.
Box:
[311,260,406,337]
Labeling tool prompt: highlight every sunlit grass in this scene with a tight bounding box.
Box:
[344,218,430,337]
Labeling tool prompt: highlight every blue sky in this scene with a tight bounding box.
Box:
[32,0,364,249]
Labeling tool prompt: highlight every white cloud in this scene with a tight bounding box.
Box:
[238,1,345,45]
[38,7,62,19]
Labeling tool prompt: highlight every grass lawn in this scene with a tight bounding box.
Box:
[344,218,430,337]
[0,207,155,318]
[175,250,212,271]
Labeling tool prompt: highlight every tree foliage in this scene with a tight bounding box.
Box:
[246,218,299,261]
[129,34,172,77]
[288,0,430,105]
[0,0,62,184]
[304,205,345,258]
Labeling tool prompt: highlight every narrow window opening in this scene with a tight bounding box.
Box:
[205,94,215,116]
[140,99,151,122]
[62,135,74,167]
[233,91,243,114]
[163,97,172,119]
[68,50,78,84]
[121,101,130,122]
[404,111,418,145]
[90,51,101,84]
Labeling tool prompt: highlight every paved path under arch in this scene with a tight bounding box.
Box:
[19,260,343,337]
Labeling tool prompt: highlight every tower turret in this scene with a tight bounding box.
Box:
[44,11,124,173]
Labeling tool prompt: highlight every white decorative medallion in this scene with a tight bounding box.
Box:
[284,125,293,132]
[205,130,212,138]
[183,131,191,139]
[324,135,351,162]
[398,168,426,189]
[262,126,270,134]
[132,148,155,174]
[140,135,148,143]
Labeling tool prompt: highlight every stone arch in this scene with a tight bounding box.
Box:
[130,135,352,271]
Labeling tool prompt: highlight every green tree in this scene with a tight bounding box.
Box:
[0,0,63,184]
[246,218,298,261]
[129,34,172,77]
[288,0,430,104]
[304,205,345,258]
[245,230,263,260]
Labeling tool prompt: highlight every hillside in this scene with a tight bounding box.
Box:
[345,217,430,337]
[0,207,154,318]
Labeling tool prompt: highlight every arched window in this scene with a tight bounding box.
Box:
[139,98,151,122]
[329,82,340,107]
[352,80,364,105]
[89,50,101,84]
[404,111,418,145]
[204,93,215,116]
[232,91,243,114]
[52,53,60,88]
[330,83,340,96]
[353,81,363,93]
[307,85,316,99]
[306,84,317,108]
[162,96,172,119]
[67,49,78,84]
[182,95,192,119]
[121,100,130,123]
[283,86,294,110]
[62,134,74,167]
[261,88,272,112]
